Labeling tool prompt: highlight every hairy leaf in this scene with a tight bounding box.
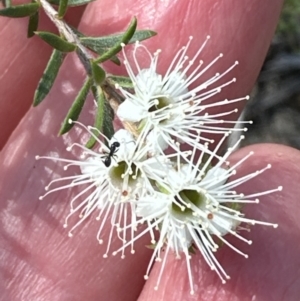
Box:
[91,61,106,85]
[68,27,121,65]
[85,85,105,149]
[93,17,138,64]
[86,85,114,148]
[59,77,92,135]
[80,29,156,55]
[0,3,39,18]
[102,103,115,142]
[33,49,66,106]
[49,0,94,6]
[58,0,69,18]
[109,55,121,66]
[107,75,133,89]
[35,31,76,52]
[27,10,39,38]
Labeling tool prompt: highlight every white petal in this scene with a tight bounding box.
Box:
[209,213,241,236]
[117,99,146,122]
[110,129,136,160]
[142,156,171,179]
[136,69,163,97]
[178,164,192,179]
[203,166,229,190]
[136,194,169,218]
[146,129,169,154]
[164,71,189,98]
[166,169,185,188]
[111,129,134,144]
[80,157,106,177]
[169,222,193,251]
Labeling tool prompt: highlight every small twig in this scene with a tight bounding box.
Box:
[39,0,143,139]
[39,0,92,71]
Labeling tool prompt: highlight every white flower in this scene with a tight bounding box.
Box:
[113,134,282,294]
[36,120,170,257]
[116,36,252,154]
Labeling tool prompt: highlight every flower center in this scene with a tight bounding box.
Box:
[148,96,170,113]
[109,161,141,187]
[172,189,206,218]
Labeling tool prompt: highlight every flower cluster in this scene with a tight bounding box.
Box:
[117,36,251,154]
[36,36,282,294]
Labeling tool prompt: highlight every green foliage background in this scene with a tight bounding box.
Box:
[277,0,300,50]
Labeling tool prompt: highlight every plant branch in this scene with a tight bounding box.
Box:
[38,0,140,137]
[39,0,92,69]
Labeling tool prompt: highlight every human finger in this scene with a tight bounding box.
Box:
[0,3,85,148]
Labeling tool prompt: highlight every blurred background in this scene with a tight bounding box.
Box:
[237,0,300,149]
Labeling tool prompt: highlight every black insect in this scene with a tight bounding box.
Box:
[103,141,120,167]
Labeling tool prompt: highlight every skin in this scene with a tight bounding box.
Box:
[1,0,299,300]
[0,2,85,147]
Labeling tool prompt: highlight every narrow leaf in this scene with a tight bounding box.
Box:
[80,29,157,54]
[94,17,138,64]
[71,28,121,66]
[85,85,105,149]
[85,85,114,148]
[91,61,106,85]
[58,0,69,18]
[33,49,66,106]
[110,55,121,66]
[49,0,94,6]
[130,29,157,43]
[0,3,39,18]
[27,10,39,38]
[107,75,133,89]
[102,104,115,142]
[59,77,92,135]
[35,31,76,52]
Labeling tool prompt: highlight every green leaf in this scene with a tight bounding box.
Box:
[35,31,76,52]
[58,0,69,18]
[0,3,39,18]
[80,29,156,55]
[91,61,106,85]
[109,55,121,66]
[33,49,66,106]
[93,17,138,64]
[59,77,92,135]
[69,26,121,66]
[85,85,105,149]
[127,28,157,43]
[80,20,156,66]
[85,85,114,148]
[49,0,94,6]
[102,103,115,142]
[27,10,39,38]
[107,75,133,89]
